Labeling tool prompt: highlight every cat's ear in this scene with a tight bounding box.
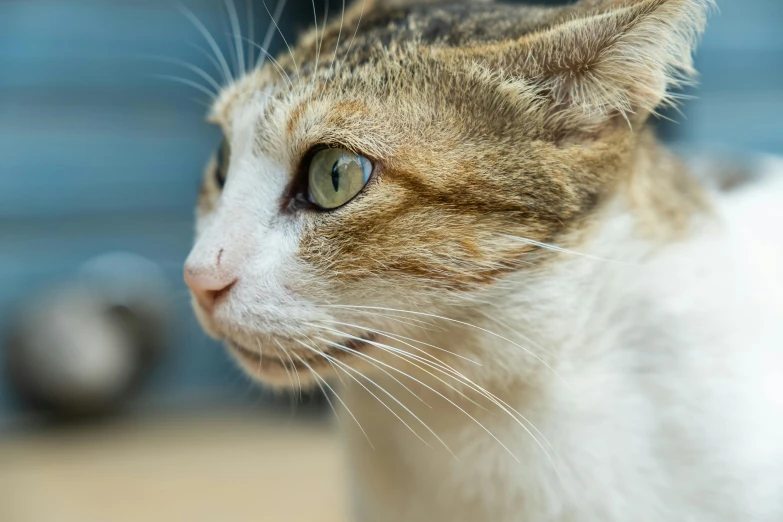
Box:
[456,0,713,132]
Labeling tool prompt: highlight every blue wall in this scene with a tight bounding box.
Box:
[0,0,270,419]
[671,0,783,153]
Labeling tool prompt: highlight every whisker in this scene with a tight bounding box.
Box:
[190,97,213,110]
[311,338,432,407]
[311,328,488,413]
[242,37,294,88]
[312,323,565,481]
[326,0,346,78]
[363,338,556,459]
[286,350,304,401]
[309,0,323,87]
[153,74,217,99]
[184,41,230,84]
[476,310,558,360]
[245,0,255,70]
[336,308,445,332]
[313,322,498,404]
[303,333,346,386]
[312,322,463,374]
[292,351,334,409]
[259,0,302,87]
[317,319,482,366]
[327,305,572,390]
[254,338,265,376]
[504,234,633,265]
[256,0,288,69]
[223,0,245,77]
[178,4,234,84]
[292,351,375,449]
[312,0,330,105]
[300,345,451,455]
[266,338,295,396]
[219,2,238,79]
[310,330,519,463]
[336,0,369,80]
[276,339,303,401]
[143,54,222,93]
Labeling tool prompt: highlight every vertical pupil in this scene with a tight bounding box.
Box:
[331,161,340,192]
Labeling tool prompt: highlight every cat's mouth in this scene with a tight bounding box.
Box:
[226,333,376,378]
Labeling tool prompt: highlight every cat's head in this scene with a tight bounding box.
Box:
[184,0,711,387]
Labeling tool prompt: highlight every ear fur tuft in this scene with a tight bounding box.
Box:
[458,0,715,130]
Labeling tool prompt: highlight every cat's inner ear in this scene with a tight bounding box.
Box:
[453,0,712,132]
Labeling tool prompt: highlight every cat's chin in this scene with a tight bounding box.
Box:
[224,335,376,388]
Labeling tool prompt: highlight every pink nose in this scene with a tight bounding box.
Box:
[184,269,236,314]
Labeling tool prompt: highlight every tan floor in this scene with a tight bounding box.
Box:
[0,411,347,522]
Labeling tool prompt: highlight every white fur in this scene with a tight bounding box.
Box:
[338,166,783,522]
[187,95,333,351]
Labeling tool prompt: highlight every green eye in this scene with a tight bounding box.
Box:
[307,147,372,209]
[215,138,230,188]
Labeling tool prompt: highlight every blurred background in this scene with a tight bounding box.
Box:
[0,0,780,520]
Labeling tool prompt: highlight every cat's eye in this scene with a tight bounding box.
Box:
[307,147,372,209]
[215,138,230,188]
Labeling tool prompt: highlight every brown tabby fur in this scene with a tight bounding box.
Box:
[202,0,710,292]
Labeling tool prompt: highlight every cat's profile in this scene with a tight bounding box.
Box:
[183,0,783,520]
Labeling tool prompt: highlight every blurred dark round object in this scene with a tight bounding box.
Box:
[3,252,170,419]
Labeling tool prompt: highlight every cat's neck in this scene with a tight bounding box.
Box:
[395,137,712,395]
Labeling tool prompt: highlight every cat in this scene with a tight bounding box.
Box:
[183,0,783,520]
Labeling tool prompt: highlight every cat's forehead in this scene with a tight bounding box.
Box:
[296,2,569,72]
[341,3,563,48]
[211,1,571,128]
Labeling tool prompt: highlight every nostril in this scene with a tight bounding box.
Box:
[208,280,235,306]
[184,269,237,313]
